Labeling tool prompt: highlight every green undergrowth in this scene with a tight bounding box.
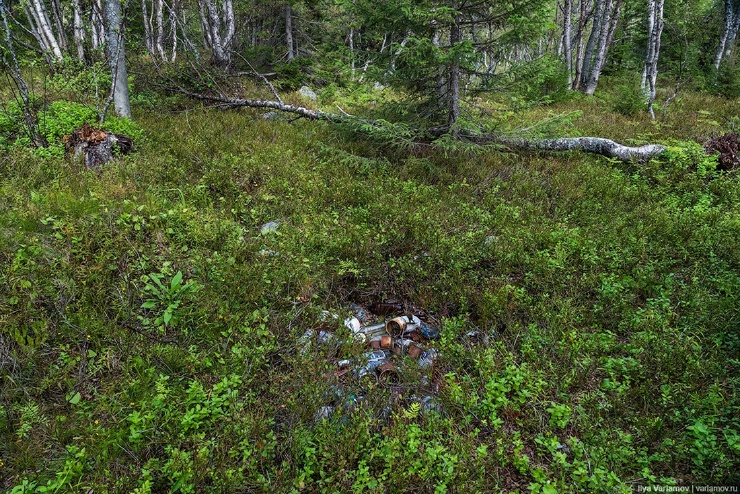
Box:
[1,98,739,492]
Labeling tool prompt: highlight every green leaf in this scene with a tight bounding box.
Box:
[68,391,81,405]
[141,300,157,309]
[163,310,172,325]
[171,271,183,291]
[150,273,166,292]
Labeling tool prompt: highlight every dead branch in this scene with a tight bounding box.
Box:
[175,88,667,162]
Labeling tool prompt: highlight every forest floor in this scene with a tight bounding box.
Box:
[1,83,739,492]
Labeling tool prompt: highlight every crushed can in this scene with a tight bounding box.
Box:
[408,344,424,360]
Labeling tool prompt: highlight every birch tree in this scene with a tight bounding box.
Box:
[104,0,131,118]
[24,0,64,62]
[72,0,85,61]
[1,0,45,146]
[714,0,740,69]
[91,0,106,51]
[197,0,235,67]
[285,2,294,60]
[578,0,624,95]
[561,0,574,87]
[642,0,664,119]
[142,0,179,61]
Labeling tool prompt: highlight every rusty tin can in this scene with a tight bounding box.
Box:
[408,344,424,360]
[386,316,409,338]
[380,335,392,349]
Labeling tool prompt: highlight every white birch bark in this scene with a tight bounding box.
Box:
[563,0,574,87]
[643,0,664,119]
[73,0,85,61]
[155,0,165,59]
[583,0,623,95]
[169,0,178,61]
[50,0,66,51]
[198,0,234,66]
[104,0,131,118]
[285,2,294,61]
[141,0,153,53]
[91,0,105,50]
[580,0,605,88]
[26,0,63,61]
[714,0,740,69]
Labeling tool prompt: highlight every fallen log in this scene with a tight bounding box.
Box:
[179,90,667,162]
[499,137,666,161]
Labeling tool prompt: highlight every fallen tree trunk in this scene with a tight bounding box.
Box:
[180,90,667,162]
[498,137,666,161]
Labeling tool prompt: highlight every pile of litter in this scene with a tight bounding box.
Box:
[299,303,444,422]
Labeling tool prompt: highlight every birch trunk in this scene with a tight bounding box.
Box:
[714,0,740,69]
[285,2,294,61]
[579,0,605,89]
[50,0,67,51]
[177,89,667,163]
[73,0,85,61]
[27,0,63,61]
[155,0,165,59]
[170,0,179,61]
[563,0,574,87]
[447,17,461,129]
[198,0,234,67]
[91,0,105,50]
[1,0,46,147]
[573,0,589,89]
[643,0,664,119]
[141,0,153,54]
[583,0,613,94]
[582,0,623,95]
[104,0,131,118]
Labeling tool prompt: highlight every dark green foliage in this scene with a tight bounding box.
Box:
[0,100,143,157]
[1,89,739,492]
[714,56,740,98]
[274,57,314,90]
[609,76,647,116]
[507,56,573,108]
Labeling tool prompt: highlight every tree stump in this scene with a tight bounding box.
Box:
[63,123,134,170]
[705,133,740,170]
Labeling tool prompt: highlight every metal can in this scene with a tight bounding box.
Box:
[380,335,392,349]
[386,316,409,338]
[408,344,424,360]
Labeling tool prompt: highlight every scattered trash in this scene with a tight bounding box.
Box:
[314,406,334,422]
[369,302,402,316]
[418,348,438,369]
[260,220,282,234]
[418,321,440,340]
[299,86,318,101]
[302,301,445,422]
[463,329,496,346]
[349,303,369,323]
[299,328,334,354]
